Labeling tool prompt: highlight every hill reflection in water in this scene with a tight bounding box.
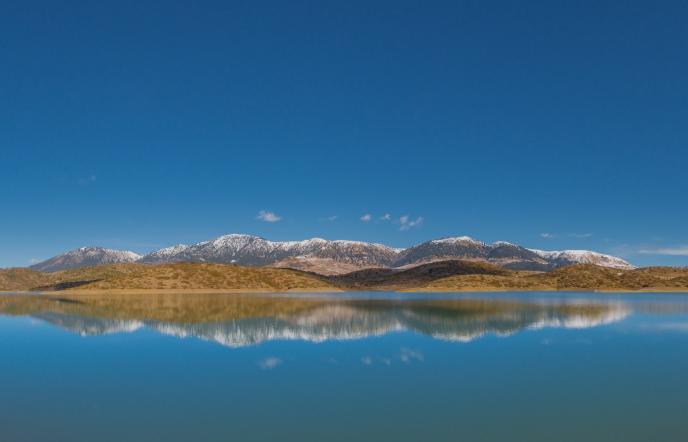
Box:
[0,293,632,347]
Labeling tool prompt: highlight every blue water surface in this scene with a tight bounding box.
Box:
[1,292,687,442]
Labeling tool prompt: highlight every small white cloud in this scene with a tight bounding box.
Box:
[399,216,423,231]
[29,258,41,264]
[327,215,338,222]
[400,348,424,363]
[361,356,373,365]
[638,246,688,256]
[380,213,391,221]
[258,357,282,370]
[256,210,282,222]
[360,214,372,222]
[571,233,593,238]
[541,232,592,239]
[77,174,97,186]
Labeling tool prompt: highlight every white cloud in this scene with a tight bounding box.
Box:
[399,216,423,231]
[77,174,97,186]
[360,214,372,222]
[380,213,391,221]
[327,215,338,221]
[400,348,424,363]
[256,210,282,222]
[540,232,592,239]
[361,356,373,365]
[258,357,282,370]
[638,246,688,256]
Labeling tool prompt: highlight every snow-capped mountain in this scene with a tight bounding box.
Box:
[30,234,635,272]
[30,247,142,272]
[138,244,189,263]
[140,234,399,267]
[528,249,634,270]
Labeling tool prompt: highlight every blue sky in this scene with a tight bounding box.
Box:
[2,0,687,267]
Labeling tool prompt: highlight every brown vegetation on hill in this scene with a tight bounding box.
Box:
[421,264,688,292]
[0,263,337,293]
[269,257,377,275]
[327,260,510,290]
[0,268,54,291]
[1,261,687,293]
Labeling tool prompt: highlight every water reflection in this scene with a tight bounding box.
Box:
[0,293,640,347]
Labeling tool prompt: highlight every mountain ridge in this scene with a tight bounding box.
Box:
[29,234,635,273]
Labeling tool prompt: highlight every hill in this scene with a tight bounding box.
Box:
[420,264,688,292]
[327,260,510,290]
[0,268,55,291]
[2,261,687,293]
[1,263,337,293]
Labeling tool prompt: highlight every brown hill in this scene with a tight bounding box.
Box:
[327,260,510,290]
[421,264,688,292]
[2,262,687,293]
[269,256,378,275]
[0,268,55,291]
[0,263,337,293]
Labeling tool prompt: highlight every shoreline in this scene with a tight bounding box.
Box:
[2,287,688,296]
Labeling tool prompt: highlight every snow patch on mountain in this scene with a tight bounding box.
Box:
[528,249,635,269]
[431,236,484,245]
[30,247,142,272]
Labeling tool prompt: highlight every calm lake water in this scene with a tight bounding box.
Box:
[1,291,688,442]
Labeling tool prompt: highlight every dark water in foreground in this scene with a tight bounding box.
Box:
[1,291,688,442]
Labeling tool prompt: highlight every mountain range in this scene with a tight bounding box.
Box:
[28,234,634,273]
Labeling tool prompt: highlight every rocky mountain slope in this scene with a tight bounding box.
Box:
[528,249,632,269]
[30,247,142,272]
[28,234,634,273]
[140,235,399,267]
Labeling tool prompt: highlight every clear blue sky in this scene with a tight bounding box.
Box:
[2,0,687,267]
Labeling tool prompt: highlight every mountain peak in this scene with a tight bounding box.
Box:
[528,249,634,270]
[431,236,483,245]
[30,247,142,272]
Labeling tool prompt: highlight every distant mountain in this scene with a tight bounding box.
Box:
[528,249,633,270]
[140,234,399,267]
[30,234,635,272]
[30,247,142,272]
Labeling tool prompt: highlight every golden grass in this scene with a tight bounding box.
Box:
[419,264,688,292]
[2,262,687,294]
[0,263,337,293]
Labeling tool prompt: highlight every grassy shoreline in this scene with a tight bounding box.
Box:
[2,287,688,296]
[2,261,688,294]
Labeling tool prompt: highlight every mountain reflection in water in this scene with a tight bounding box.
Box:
[0,293,632,347]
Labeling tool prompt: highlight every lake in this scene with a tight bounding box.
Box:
[1,291,688,442]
